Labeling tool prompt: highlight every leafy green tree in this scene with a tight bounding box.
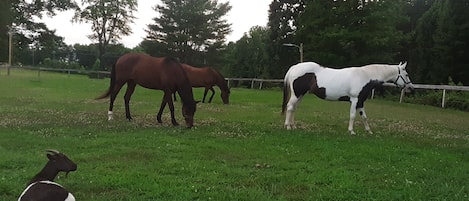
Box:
[267,0,306,78]
[144,0,231,66]
[73,43,131,70]
[18,23,70,66]
[74,0,137,70]
[1,0,77,65]
[0,0,13,62]
[225,26,270,78]
[297,0,406,67]
[398,0,435,80]
[74,44,98,69]
[415,0,469,85]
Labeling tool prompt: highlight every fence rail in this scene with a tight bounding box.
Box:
[227,78,469,108]
[225,78,283,89]
[380,83,469,108]
[1,65,111,78]
[3,66,468,108]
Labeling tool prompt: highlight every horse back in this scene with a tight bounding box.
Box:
[182,64,218,87]
[115,53,186,90]
[287,63,371,100]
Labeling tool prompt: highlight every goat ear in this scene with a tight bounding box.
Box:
[46,153,56,160]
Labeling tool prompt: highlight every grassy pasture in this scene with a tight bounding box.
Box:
[1,69,468,200]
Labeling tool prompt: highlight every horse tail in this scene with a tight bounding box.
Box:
[95,62,116,100]
[281,74,290,115]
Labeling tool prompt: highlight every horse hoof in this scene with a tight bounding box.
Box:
[368,130,374,134]
[349,131,356,135]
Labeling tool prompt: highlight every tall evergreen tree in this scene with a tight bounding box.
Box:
[297,0,406,67]
[144,0,231,66]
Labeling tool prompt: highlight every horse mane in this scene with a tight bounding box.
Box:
[210,68,230,93]
[163,57,180,64]
[360,64,398,82]
[171,60,197,106]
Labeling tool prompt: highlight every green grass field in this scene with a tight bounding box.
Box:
[1,69,468,200]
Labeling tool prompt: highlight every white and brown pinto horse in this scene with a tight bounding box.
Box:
[282,62,413,134]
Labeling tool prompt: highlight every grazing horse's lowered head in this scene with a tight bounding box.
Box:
[282,61,414,135]
[178,64,230,104]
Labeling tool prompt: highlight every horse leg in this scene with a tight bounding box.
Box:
[108,82,125,121]
[285,96,301,130]
[173,92,177,102]
[202,87,209,103]
[123,81,137,121]
[208,87,215,103]
[164,91,179,126]
[348,98,359,135]
[358,107,373,134]
[157,95,167,124]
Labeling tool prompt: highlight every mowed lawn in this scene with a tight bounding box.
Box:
[1,69,468,200]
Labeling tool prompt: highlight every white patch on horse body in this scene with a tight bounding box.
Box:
[283,62,413,134]
[18,181,75,201]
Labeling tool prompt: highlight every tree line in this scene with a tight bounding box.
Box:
[1,0,468,85]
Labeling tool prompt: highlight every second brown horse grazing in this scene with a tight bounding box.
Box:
[175,64,230,104]
[96,53,197,128]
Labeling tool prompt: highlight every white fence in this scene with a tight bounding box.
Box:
[227,78,469,108]
[383,83,469,108]
[226,78,283,89]
[1,65,110,78]
[3,66,468,108]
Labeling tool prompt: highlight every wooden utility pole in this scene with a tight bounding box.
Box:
[8,29,13,76]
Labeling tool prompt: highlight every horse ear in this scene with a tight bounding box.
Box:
[400,61,407,69]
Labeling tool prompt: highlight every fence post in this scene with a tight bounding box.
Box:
[251,79,255,89]
[399,88,405,103]
[441,89,446,108]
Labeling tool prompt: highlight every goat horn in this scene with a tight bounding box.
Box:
[46,149,60,154]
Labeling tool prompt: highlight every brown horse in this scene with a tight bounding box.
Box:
[174,64,230,104]
[96,53,197,128]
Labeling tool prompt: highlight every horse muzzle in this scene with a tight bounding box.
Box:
[184,117,194,128]
[404,83,415,93]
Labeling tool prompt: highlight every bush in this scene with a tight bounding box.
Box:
[375,88,469,112]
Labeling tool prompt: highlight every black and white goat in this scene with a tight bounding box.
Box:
[18,149,77,201]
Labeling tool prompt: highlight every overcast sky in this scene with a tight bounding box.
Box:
[36,0,271,48]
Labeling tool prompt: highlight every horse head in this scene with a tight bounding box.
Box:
[395,62,414,91]
[220,90,230,104]
[182,101,199,128]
